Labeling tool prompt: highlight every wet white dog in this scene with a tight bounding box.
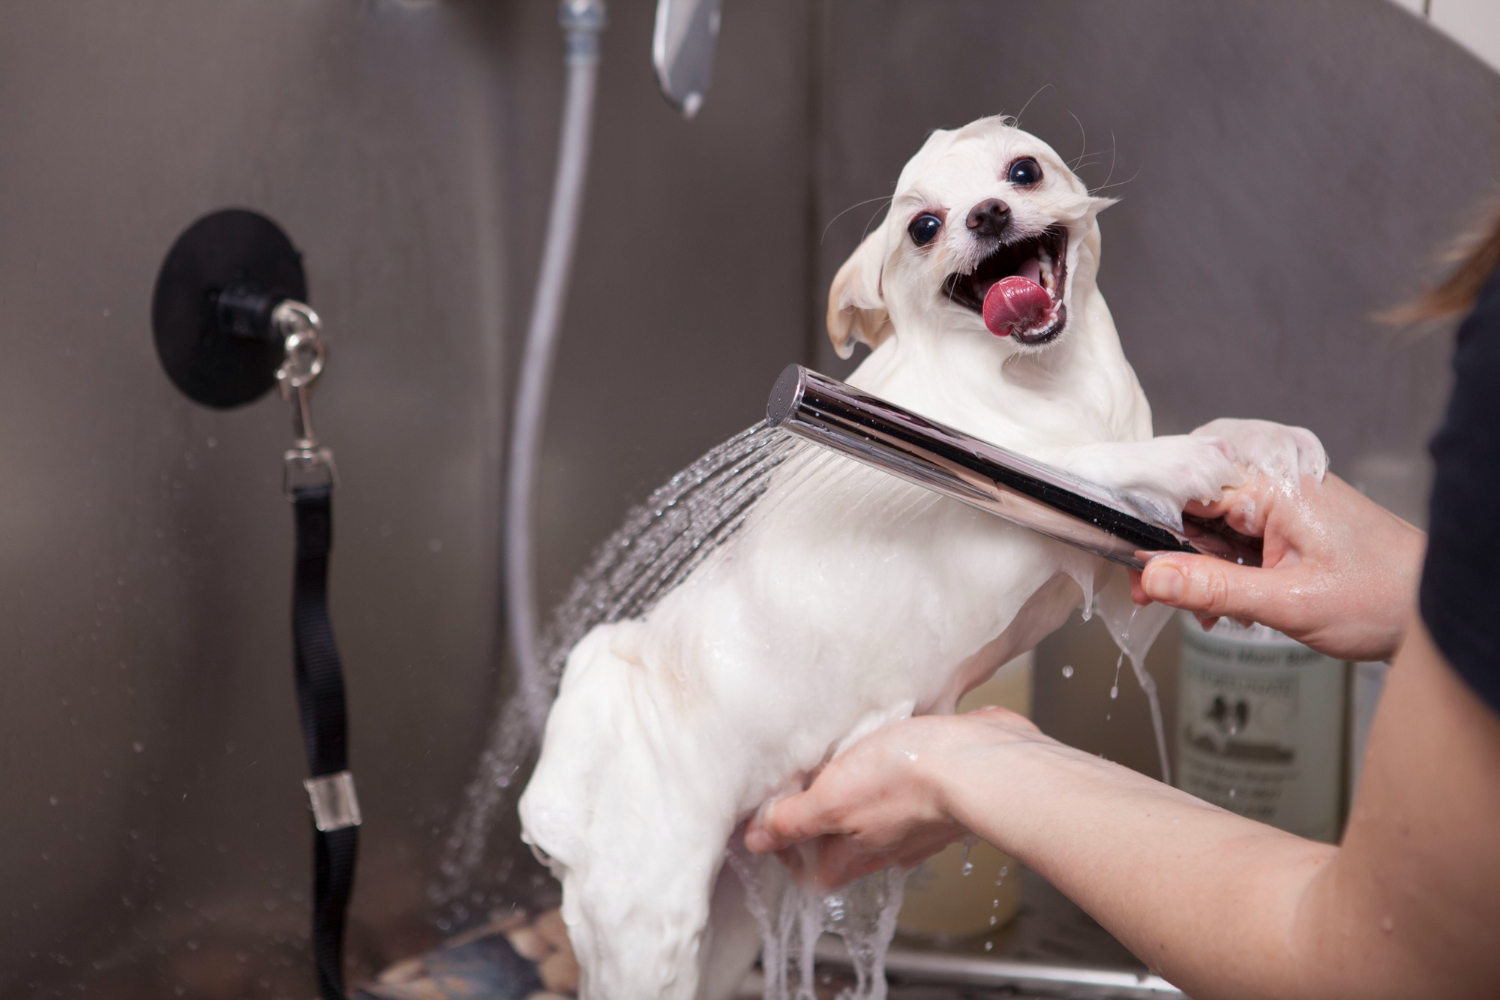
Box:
[519,116,1324,1000]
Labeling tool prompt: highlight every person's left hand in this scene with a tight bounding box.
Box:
[743,706,1046,888]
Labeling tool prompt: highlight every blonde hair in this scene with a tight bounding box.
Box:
[1391,193,1500,323]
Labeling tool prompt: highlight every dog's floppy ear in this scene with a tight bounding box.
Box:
[826,229,893,360]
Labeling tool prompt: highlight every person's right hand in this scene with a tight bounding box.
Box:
[1132,471,1425,663]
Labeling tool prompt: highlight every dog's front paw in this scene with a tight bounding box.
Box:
[1130,435,1242,524]
[1066,436,1240,527]
[1192,418,1327,484]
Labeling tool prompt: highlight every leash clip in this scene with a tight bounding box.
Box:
[274,301,338,498]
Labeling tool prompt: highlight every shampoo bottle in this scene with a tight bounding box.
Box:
[1175,615,1347,842]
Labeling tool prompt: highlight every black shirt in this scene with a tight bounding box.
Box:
[1420,273,1500,713]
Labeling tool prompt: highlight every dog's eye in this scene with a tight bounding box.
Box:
[1007,158,1043,187]
[908,214,942,247]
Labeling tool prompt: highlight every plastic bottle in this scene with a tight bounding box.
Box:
[1175,615,1347,842]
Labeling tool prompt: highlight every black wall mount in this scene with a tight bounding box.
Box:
[152,208,307,408]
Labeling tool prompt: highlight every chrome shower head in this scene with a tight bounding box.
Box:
[766,365,1260,571]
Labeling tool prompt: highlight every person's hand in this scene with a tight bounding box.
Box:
[1132,470,1424,662]
[743,706,1052,888]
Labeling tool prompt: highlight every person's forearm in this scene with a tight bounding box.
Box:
[933,742,1336,1000]
[921,616,1500,1000]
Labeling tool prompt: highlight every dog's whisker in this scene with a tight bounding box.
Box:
[858,203,889,243]
[823,195,895,246]
[1091,161,1143,196]
[1011,85,1055,130]
[1066,109,1089,170]
[918,251,956,283]
[1096,129,1122,193]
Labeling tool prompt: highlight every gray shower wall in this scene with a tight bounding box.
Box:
[0,6,506,993]
[0,0,815,995]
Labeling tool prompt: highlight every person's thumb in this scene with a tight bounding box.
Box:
[745,795,816,855]
[1140,553,1278,623]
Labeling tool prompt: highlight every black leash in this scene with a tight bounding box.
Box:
[277,303,360,1000]
[293,484,358,999]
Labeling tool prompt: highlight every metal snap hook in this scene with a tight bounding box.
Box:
[273,301,326,392]
[272,300,337,499]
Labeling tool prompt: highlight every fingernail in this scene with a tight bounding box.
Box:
[1144,563,1185,603]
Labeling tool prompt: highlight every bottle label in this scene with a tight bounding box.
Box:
[1175,619,1346,842]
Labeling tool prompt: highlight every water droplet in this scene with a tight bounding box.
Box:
[1381,915,1394,932]
[1061,665,1074,679]
[984,940,994,951]
[1109,684,1119,700]
[132,742,144,753]
[1228,788,1237,799]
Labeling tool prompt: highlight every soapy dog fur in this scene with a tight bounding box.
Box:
[519,116,1326,1000]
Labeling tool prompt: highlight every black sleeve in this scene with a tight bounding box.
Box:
[1419,274,1500,713]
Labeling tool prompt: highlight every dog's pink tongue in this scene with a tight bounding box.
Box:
[983,259,1050,337]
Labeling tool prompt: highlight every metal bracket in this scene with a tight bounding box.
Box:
[303,771,362,833]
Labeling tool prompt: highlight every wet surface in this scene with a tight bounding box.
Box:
[357,870,1181,1000]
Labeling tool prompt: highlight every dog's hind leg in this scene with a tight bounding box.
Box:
[562,816,735,1000]
[697,854,767,1000]
[521,625,739,1000]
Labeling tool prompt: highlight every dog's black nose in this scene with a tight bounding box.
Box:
[966,199,1011,239]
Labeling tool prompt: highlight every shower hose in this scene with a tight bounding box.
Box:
[504,0,606,736]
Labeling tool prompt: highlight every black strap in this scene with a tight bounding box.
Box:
[292,484,357,1000]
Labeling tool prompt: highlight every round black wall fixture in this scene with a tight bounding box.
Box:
[152,209,307,409]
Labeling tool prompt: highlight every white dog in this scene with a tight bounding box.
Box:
[519,116,1324,1000]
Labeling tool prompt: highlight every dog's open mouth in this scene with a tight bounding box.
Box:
[943,225,1069,345]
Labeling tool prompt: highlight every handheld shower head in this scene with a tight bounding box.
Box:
[767,365,1260,571]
